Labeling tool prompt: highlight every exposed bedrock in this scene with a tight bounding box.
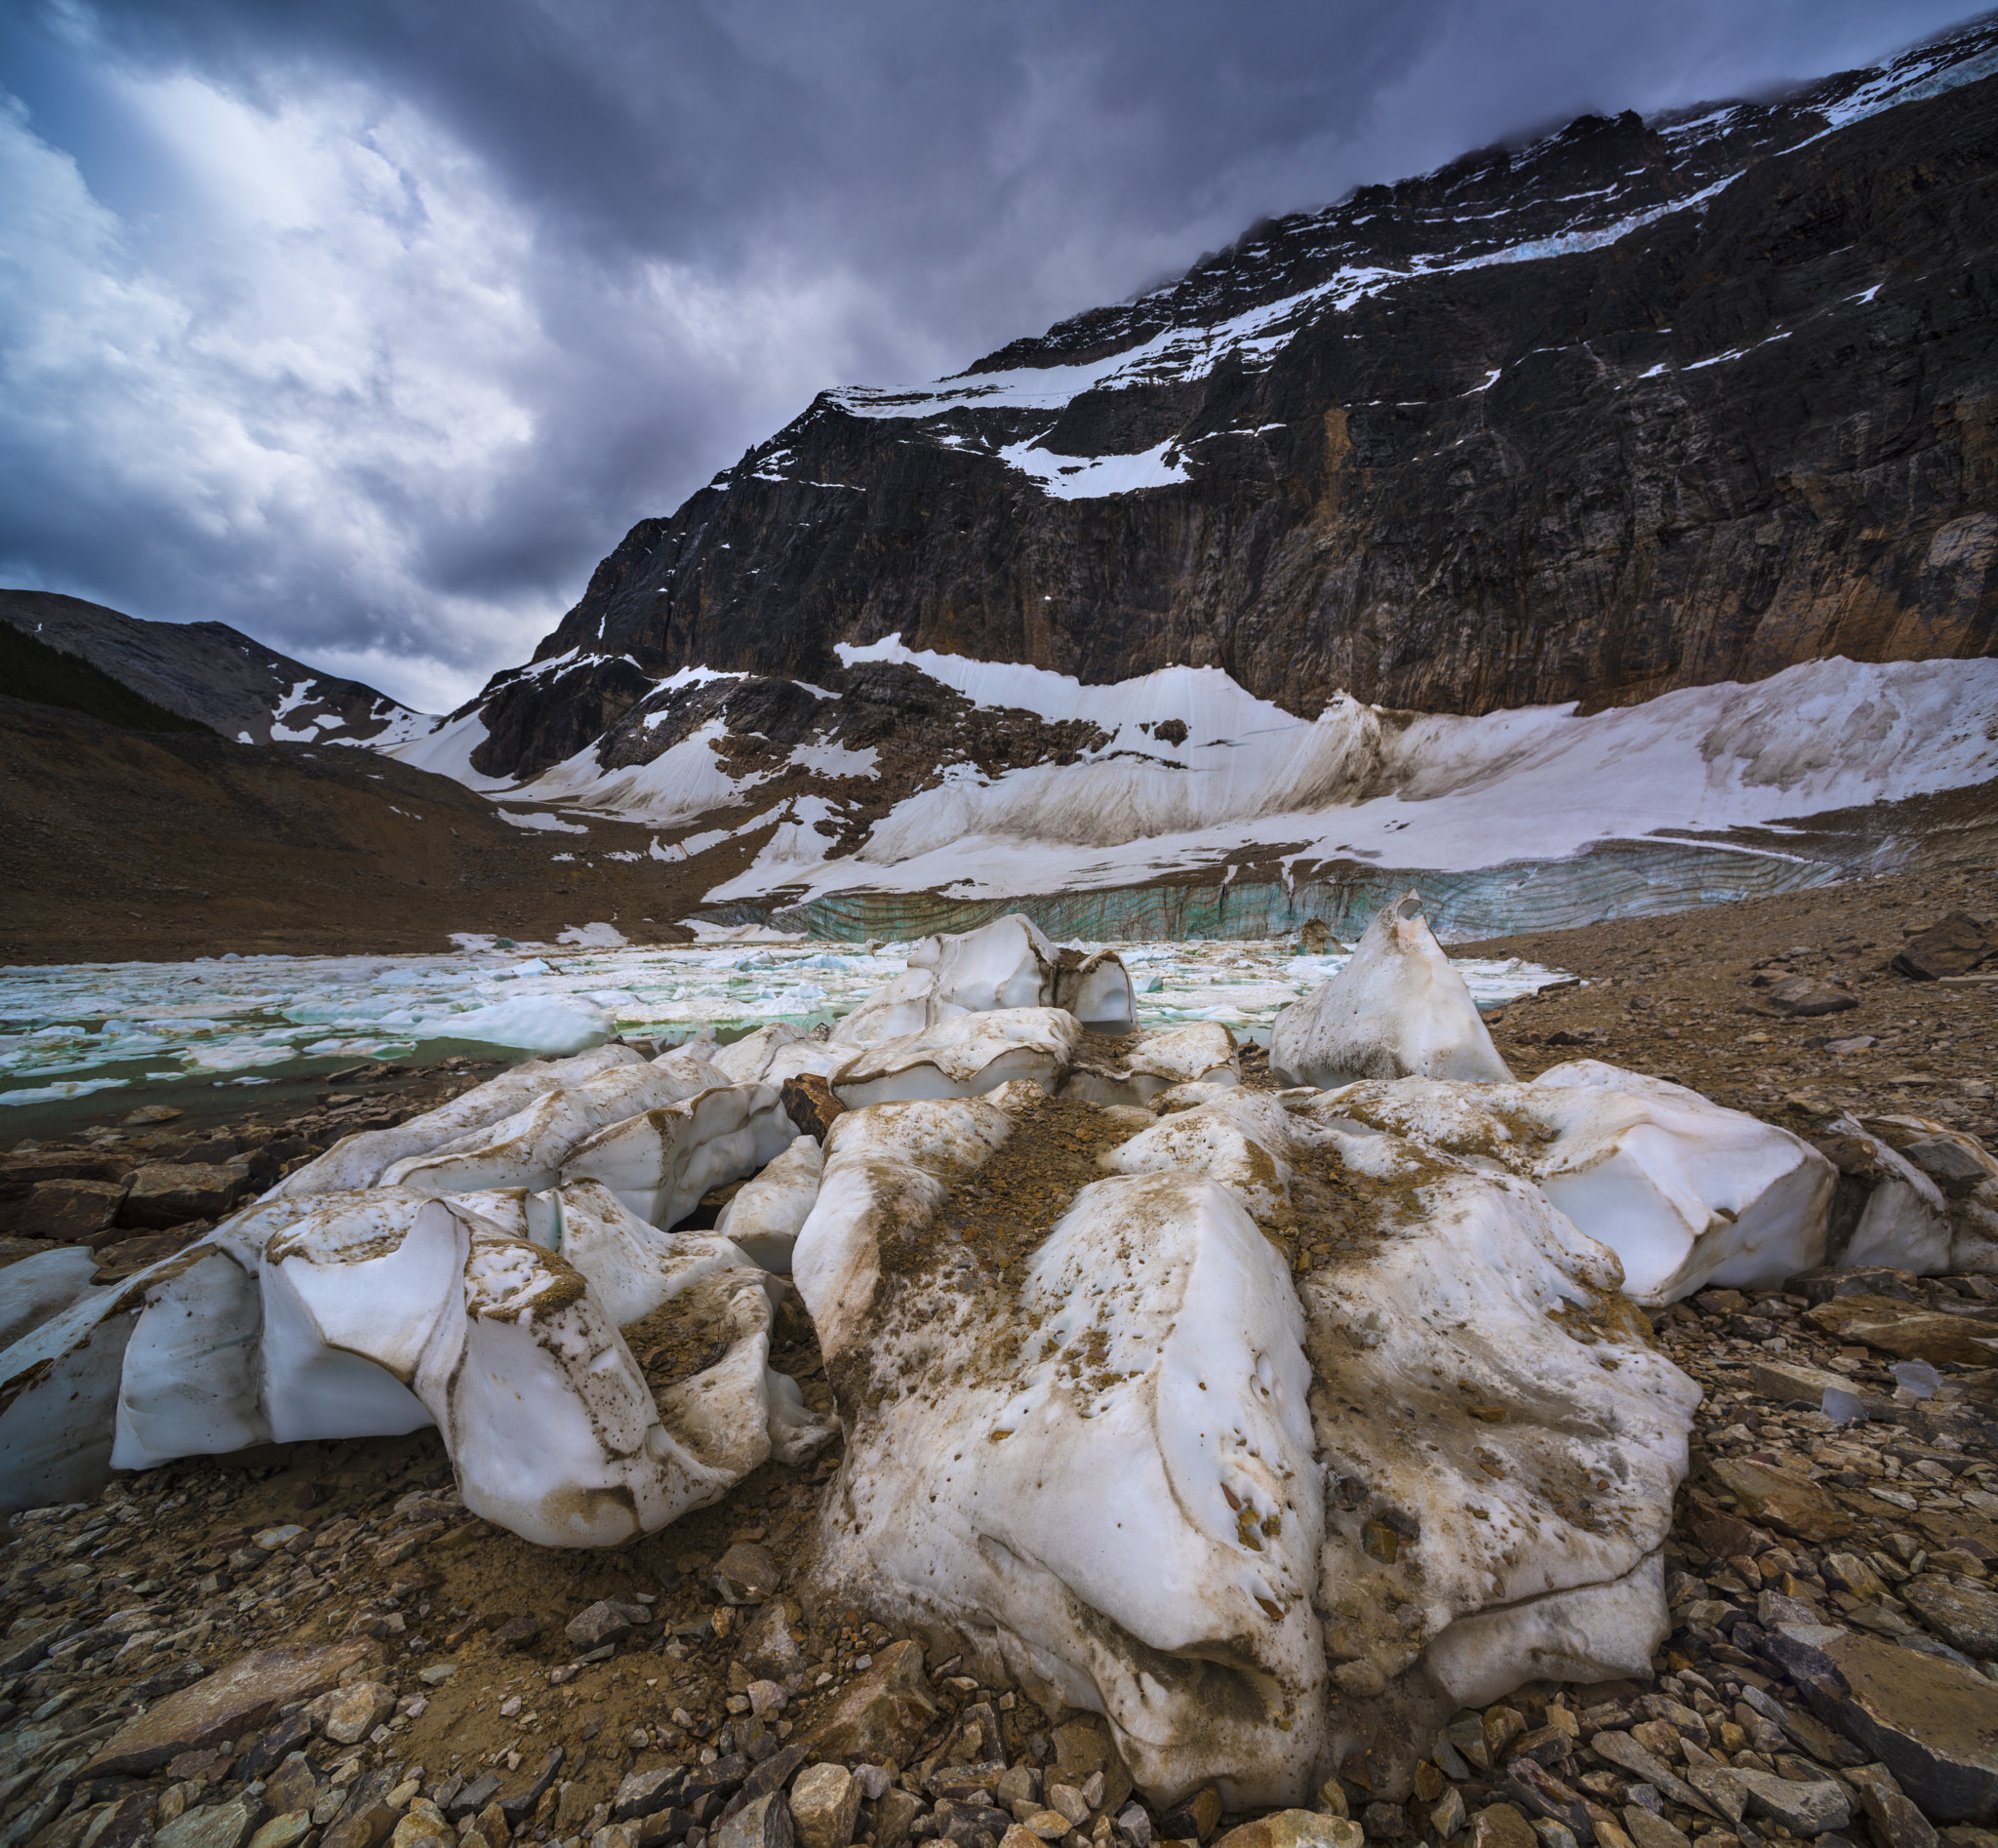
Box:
[460,40,1998,782]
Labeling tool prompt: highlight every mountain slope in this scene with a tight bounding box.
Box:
[0,589,433,747]
[459,15,1998,789]
[376,19,1998,938]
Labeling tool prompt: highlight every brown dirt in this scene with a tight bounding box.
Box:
[0,698,786,964]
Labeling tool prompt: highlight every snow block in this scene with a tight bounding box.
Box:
[1317,1063,1832,1303]
[830,915,1132,1045]
[831,1008,1082,1107]
[1269,892,1510,1088]
[559,1084,794,1227]
[275,1042,645,1196]
[715,1134,825,1271]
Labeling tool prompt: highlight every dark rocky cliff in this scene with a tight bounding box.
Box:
[465,20,1998,781]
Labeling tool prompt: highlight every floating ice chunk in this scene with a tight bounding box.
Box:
[715,1135,825,1270]
[559,1084,794,1227]
[831,914,1133,1044]
[276,1043,646,1196]
[429,993,609,1053]
[831,1007,1082,1106]
[1320,1063,1833,1303]
[1269,892,1510,1088]
[380,1059,706,1193]
[0,1247,100,1350]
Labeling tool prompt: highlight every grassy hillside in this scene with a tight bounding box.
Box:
[0,620,214,733]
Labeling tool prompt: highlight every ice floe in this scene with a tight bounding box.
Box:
[0,928,1558,1113]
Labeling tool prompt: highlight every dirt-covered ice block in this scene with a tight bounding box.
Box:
[275,1042,645,1196]
[830,914,1132,1045]
[0,1245,100,1350]
[559,1084,793,1227]
[831,1007,1082,1107]
[710,1024,845,1088]
[1270,892,1509,1089]
[379,1058,723,1193]
[1062,1022,1240,1105]
[798,1106,1325,1806]
[1821,1113,1998,1275]
[715,1135,824,1270]
[1319,1062,1833,1303]
[1286,1105,1698,1729]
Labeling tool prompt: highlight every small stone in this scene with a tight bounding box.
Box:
[1725,1769,1850,1835]
[1049,1788,1092,1828]
[264,1757,319,1817]
[157,1799,269,1848]
[714,1791,794,1848]
[1431,1792,1464,1842]
[1212,1816,1362,1848]
[1766,975,1858,1017]
[1904,1577,1998,1657]
[391,1800,454,1848]
[1466,1805,1536,1848]
[493,1617,543,1648]
[747,1679,785,1717]
[1312,1780,1348,1820]
[323,1681,396,1746]
[1859,1783,1941,1848]
[1159,1787,1221,1844]
[566,1600,649,1649]
[1618,1810,1689,1848]
[713,1543,782,1605]
[1002,1830,1046,1848]
[1359,1805,1405,1841]
[1485,1706,1527,1759]
[1702,1457,1854,1543]
[1024,1813,1071,1839]
[88,1641,380,1776]
[790,1763,861,1848]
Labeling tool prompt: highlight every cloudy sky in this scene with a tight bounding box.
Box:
[0,1,1982,713]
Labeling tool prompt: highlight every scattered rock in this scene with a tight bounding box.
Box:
[1895,916,1992,983]
[156,1797,268,1848]
[1824,1630,1998,1822]
[779,1073,844,1141]
[1767,976,1859,1017]
[1703,1457,1856,1543]
[808,1640,938,1764]
[118,1161,253,1229]
[87,1641,380,1775]
[565,1599,650,1649]
[789,1763,861,1848]
[712,1542,781,1604]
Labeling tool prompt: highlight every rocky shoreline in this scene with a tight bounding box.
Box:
[5,868,1998,1848]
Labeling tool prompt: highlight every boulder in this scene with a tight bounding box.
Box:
[13,1178,129,1241]
[1823,1629,1998,1822]
[1702,1458,1853,1543]
[1895,914,1991,982]
[1269,893,1510,1089]
[1804,1297,1998,1368]
[831,1008,1082,1106]
[120,1161,253,1229]
[715,1134,823,1271]
[1317,1063,1833,1304]
[808,1640,939,1764]
[88,1640,380,1774]
[780,1074,844,1141]
[1765,976,1858,1018]
[1819,1114,1998,1275]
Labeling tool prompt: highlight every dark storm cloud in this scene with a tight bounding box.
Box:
[0,0,1981,709]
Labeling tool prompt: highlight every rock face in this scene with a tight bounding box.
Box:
[455,23,1998,788]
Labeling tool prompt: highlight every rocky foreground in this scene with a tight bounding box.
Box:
[5,868,1998,1848]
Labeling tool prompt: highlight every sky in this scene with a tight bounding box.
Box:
[0,1,1985,714]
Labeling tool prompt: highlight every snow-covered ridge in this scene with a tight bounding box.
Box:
[397,642,1998,913]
